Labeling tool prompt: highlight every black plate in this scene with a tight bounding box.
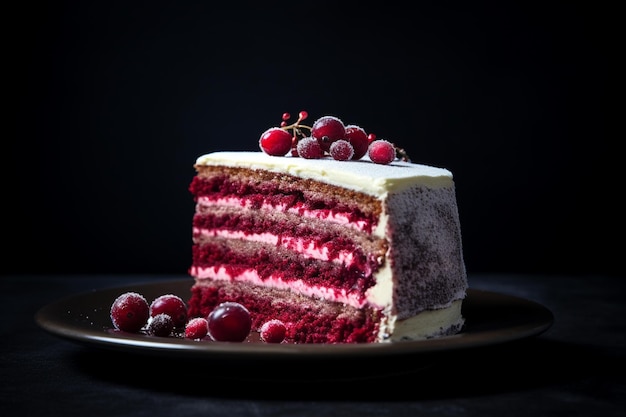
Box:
[35,278,554,361]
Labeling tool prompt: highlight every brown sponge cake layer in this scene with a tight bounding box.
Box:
[191,165,382,233]
[187,279,382,343]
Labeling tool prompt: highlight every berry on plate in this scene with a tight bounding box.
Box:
[185,317,209,340]
[147,313,174,337]
[207,301,252,342]
[110,292,150,333]
[150,294,188,329]
[259,319,287,343]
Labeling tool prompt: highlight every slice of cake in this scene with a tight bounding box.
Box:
[187,147,468,343]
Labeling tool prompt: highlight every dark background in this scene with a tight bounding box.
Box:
[7,1,619,277]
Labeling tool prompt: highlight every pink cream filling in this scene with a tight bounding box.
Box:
[197,196,370,232]
[190,265,374,309]
[193,228,368,272]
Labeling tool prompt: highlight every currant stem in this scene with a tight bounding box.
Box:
[394,146,411,162]
[281,122,312,145]
[281,123,312,132]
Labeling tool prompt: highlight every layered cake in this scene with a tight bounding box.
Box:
[187,112,467,343]
[187,140,467,343]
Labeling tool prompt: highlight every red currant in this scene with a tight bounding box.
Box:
[185,317,209,340]
[329,139,354,161]
[344,125,369,160]
[259,127,292,156]
[110,292,150,333]
[296,136,324,159]
[259,319,287,343]
[147,313,174,337]
[207,301,252,342]
[149,294,188,329]
[311,116,346,152]
[368,140,396,165]
[260,111,410,163]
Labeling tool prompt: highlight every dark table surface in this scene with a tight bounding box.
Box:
[1,273,624,417]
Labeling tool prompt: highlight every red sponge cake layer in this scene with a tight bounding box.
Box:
[188,280,381,343]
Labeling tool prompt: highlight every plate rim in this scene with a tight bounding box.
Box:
[35,278,554,359]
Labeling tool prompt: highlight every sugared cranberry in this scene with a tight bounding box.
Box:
[207,302,252,342]
[259,319,287,343]
[296,136,324,159]
[150,294,188,329]
[368,139,396,165]
[329,139,354,161]
[259,127,292,156]
[185,317,209,340]
[110,292,150,333]
[311,116,346,152]
[147,313,174,337]
[344,125,369,160]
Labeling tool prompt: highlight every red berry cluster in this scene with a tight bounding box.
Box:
[258,111,410,164]
[110,292,287,343]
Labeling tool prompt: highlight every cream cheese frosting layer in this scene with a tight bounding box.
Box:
[195,151,454,196]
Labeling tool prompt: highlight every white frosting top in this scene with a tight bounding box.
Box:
[195,151,454,196]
